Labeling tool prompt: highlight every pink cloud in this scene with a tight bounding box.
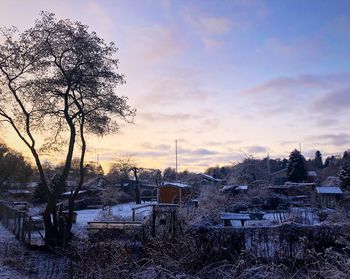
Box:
[125,24,187,64]
[199,16,231,35]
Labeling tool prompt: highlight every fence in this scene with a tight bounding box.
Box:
[0,200,36,246]
[203,223,350,259]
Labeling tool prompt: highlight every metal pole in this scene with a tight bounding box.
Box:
[175,140,178,181]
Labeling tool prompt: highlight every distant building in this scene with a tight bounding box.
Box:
[271,169,318,185]
[197,173,226,187]
[271,168,288,185]
[270,182,315,200]
[306,171,317,183]
[220,185,248,194]
[315,186,343,208]
[220,212,251,227]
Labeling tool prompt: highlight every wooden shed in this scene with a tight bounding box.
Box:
[315,186,343,208]
[158,182,191,204]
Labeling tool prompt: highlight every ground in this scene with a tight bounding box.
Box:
[0,223,67,278]
[0,223,28,279]
[73,201,154,237]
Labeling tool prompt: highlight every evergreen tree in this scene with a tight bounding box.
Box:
[339,160,350,189]
[339,153,350,189]
[287,149,307,183]
[314,150,323,169]
[324,157,330,168]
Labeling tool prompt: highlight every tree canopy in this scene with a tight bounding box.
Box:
[0,140,32,188]
[0,12,135,245]
[287,149,307,183]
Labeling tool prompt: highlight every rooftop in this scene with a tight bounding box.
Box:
[162,181,190,188]
[315,187,343,194]
[220,212,251,220]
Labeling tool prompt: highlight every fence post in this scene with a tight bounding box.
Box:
[0,202,32,246]
[28,217,32,245]
[17,212,20,239]
[6,206,9,228]
[152,205,156,237]
[21,213,25,242]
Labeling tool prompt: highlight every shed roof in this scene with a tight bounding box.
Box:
[221,185,235,191]
[162,181,190,188]
[315,187,343,194]
[271,168,287,176]
[308,171,317,176]
[61,190,88,196]
[220,212,251,220]
[199,173,224,182]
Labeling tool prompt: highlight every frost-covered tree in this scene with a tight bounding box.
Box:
[287,149,307,183]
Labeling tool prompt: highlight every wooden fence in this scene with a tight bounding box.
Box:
[0,200,36,246]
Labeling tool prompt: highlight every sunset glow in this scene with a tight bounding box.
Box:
[1,0,350,172]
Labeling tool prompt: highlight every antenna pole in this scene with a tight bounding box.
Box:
[175,140,178,181]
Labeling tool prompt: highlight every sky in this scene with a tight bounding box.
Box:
[0,0,350,172]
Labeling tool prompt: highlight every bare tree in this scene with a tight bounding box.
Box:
[0,12,135,245]
[109,154,136,184]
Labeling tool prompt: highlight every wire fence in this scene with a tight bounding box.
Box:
[0,200,34,246]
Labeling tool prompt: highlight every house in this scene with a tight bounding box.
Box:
[315,186,343,208]
[158,182,191,204]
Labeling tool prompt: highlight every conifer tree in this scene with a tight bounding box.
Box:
[339,158,350,189]
[314,150,323,169]
[287,149,307,182]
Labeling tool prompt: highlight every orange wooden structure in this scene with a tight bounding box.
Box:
[158,182,191,204]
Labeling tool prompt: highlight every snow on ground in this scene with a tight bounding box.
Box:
[0,224,27,279]
[0,222,68,278]
[73,202,156,237]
